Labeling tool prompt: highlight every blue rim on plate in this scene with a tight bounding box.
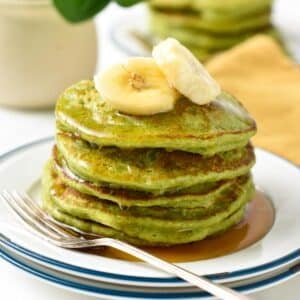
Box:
[0,137,299,285]
[1,246,299,299]
[1,235,299,284]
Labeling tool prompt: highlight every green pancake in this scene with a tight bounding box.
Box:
[56,80,256,156]
[56,133,255,193]
[52,152,252,210]
[43,188,246,246]
[148,0,273,59]
[150,0,272,16]
[42,183,150,246]
[149,8,271,34]
[43,161,253,245]
[150,24,274,50]
[180,44,215,61]
[48,159,253,220]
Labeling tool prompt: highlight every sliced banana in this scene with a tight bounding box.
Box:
[152,38,221,105]
[94,57,179,116]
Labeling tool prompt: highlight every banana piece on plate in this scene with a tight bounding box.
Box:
[94,57,179,116]
[153,38,221,105]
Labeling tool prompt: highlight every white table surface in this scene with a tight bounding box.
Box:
[0,3,299,300]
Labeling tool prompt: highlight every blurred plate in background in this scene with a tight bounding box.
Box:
[110,3,300,63]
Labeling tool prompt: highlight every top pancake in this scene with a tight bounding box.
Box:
[149,8,271,35]
[150,0,272,15]
[56,80,256,155]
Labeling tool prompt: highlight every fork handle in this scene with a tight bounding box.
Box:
[95,238,250,300]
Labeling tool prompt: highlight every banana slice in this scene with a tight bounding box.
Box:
[94,57,179,116]
[152,38,221,105]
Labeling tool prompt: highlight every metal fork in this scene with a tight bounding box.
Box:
[1,190,251,300]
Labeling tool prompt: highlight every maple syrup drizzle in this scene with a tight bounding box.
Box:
[82,191,275,262]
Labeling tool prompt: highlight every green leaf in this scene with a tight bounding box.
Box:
[115,0,144,7]
[53,0,110,23]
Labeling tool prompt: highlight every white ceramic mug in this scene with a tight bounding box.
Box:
[0,0,97,108]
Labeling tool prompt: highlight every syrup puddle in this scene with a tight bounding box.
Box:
[82,191,275,262]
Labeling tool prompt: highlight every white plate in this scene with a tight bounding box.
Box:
[0,137,299,288]
[1,244,299,300]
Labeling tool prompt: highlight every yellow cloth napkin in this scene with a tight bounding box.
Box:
[206,35,300,164]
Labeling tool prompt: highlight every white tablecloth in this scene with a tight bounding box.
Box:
[0,3,299,299]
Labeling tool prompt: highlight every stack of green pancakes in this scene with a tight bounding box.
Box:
[148,0,274,61]
[42,80,257,246]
